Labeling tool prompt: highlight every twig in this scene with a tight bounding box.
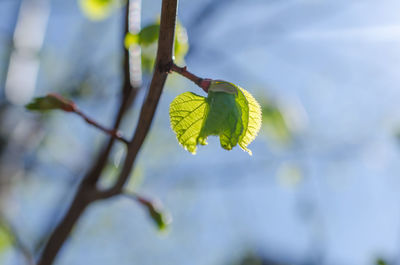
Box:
[98,0,179,199]
[170,62,211,92]
[83,0,142,185]
[42,93,130,144]
[74,108,129,145]
[37,2,141,265]
[37,0,177,264]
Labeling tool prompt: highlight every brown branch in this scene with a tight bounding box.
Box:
[42,93,130,144]
[99,0,179,199]
[74,108,129,145]
[170,62,211,93]
[82,0,143,188]
[36,2,141,265]
[36,0,178,264]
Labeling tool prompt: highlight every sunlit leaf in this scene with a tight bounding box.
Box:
[169,81,262,155]
[78,0,122,21]
[169,92,208,154]
[237,87,262,155]
[26,93,76,112]
[136,196,171,231]
[198,90,243,151]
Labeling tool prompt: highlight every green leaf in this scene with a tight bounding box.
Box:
[198,91,243,151]
[237,87,262,155]
[169,92,208,154]
[136,196,171,231]
[138,24,160,46]
[26,93,76,112]
[169,81,262,155]
[78,0,120,21]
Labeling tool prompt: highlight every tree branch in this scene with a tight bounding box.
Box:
[74,108,129,145]
[99,0,179,198]
[36,2,141,264]
[170,62,211,92]
[36,0,178,264]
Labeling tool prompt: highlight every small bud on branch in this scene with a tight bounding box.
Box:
[26,93,129,145]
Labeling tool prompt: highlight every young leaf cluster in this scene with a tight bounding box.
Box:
[169,81,262,155]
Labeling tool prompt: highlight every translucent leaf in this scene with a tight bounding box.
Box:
[237,88,262,155]
[208,80,238,94]
[169,81,262,155]
[26,93,76,112]
[198,91,243,151]
[78,0,120,21]
[169,92,208,154]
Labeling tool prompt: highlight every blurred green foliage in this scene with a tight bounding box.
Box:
[0,224,12,255]
[125,21,189,72]
[376,258,388,265]
[260,99,291,145]
[78,0,125,21]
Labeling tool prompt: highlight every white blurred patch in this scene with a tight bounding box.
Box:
[5,0,50,105]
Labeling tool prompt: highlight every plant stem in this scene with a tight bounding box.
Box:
[74,109,129,145]
[99,0,179,198]
[170,62,211,92]
[36,0,178,264]
[37,2,140,264]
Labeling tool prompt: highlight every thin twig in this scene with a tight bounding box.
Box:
[74,109,129,145]
[36,2,141,264]
[44,93,130,144]
[36,0,177,264]
[82,0,142,185]
[99,0,179,199]
[170,62,211,92]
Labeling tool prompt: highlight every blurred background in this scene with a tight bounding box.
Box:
[1,0,400,264]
